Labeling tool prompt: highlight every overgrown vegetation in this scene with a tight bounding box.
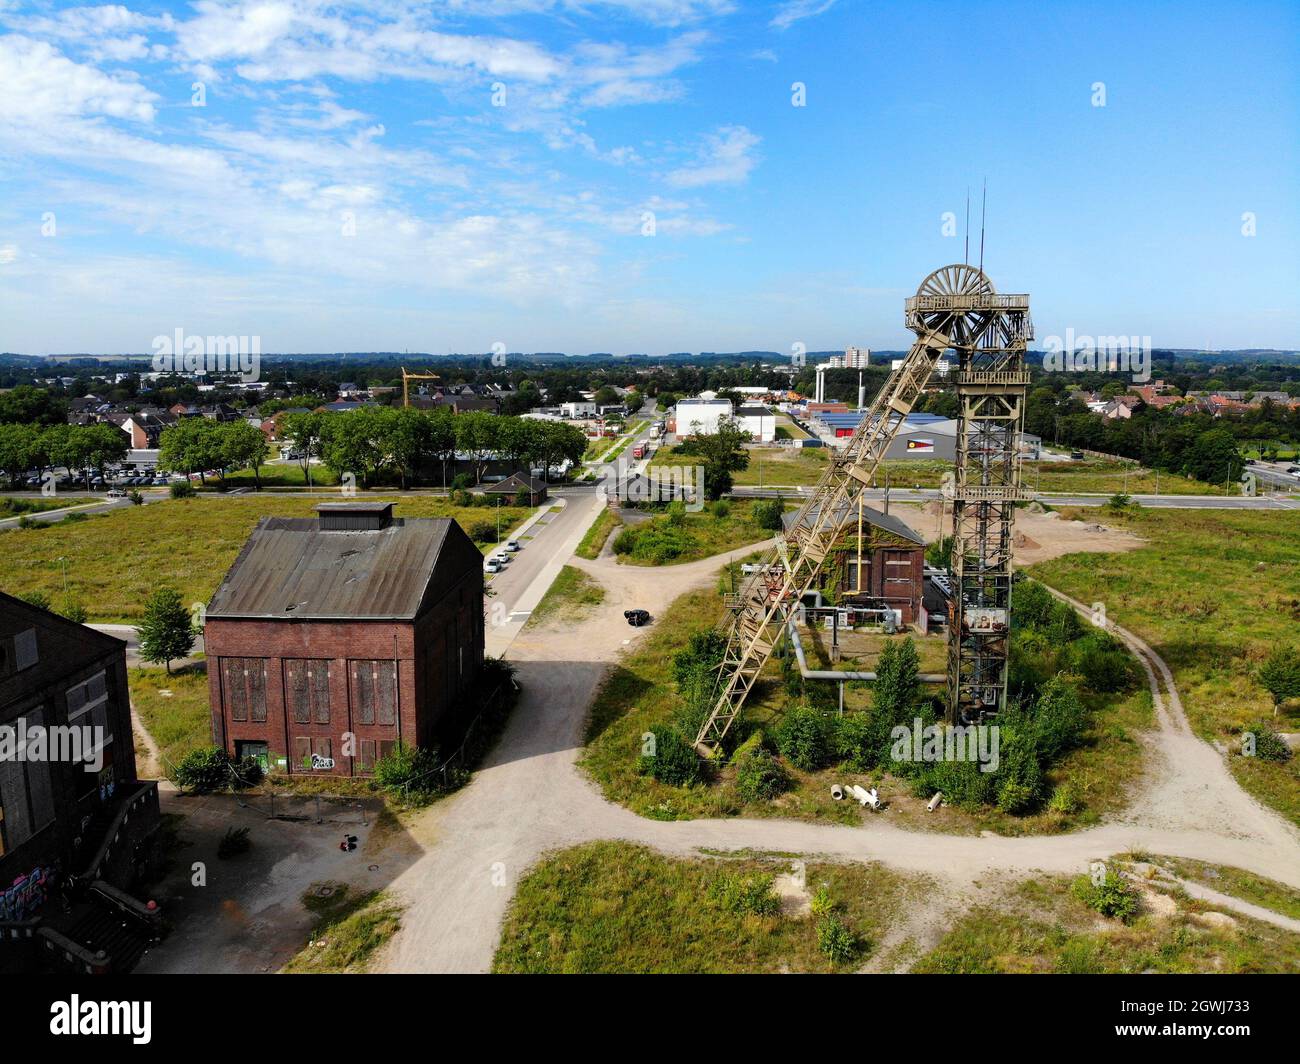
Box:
[574,507,622,559]
[914,872,1300,973]
[526,565,605,627]
[1030,507,1300,824]
[283,884,403,974]
[610,498,775,565]
[493,842,901,973]
[583,575,1149,831]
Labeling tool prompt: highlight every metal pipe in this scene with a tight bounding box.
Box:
[785,617,944,684]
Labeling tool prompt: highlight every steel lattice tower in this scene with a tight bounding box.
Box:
[904,265,1033,723]
[694,263,1031,755]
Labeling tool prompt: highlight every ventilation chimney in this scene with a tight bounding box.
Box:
[315,502,394,531]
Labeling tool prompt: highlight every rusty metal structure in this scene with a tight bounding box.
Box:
[695,264,1032,755]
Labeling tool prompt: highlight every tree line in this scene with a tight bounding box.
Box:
[157,406,589,489]
[0,422,128,488]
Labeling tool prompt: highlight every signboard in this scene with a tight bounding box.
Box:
[906,438,935,454]
[964,608,1008,634]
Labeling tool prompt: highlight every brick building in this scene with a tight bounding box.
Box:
[782,503,926,625]
[204,503,485,777]
[0,593,161,972]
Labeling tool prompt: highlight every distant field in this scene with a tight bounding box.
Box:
[220,464,340,488]
[0,495,529,622]
[1030,507,1300,824]
[651,446,1231,496]
[0,496,97,517]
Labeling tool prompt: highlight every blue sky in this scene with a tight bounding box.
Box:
[0,0,1296,355]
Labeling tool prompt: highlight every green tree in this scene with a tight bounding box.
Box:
[281,410,325,487]
[158,417,224,485]
[1257,649,1300,719]
[218,420,269,487]
[0,423,40,487]
[136,586,195,673]
[1182,427,1242,486]
[687,418,750,500]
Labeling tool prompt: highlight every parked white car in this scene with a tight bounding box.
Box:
[484,558,502,573]
[504,540,522,552]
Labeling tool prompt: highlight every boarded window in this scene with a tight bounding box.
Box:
[285,659,330,725]
[292,736,311,770]
[221,659,268,724]
[378,739,396,764]
[349,660,397,727]
[358,739,377,772]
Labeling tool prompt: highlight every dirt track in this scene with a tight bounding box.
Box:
[374,522,1300,973]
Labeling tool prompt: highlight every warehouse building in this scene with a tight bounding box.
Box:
[204,503,485,777]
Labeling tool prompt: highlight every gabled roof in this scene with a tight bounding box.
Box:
[781,502,924,546]
[481,473,546,494]
[206,513,481,621]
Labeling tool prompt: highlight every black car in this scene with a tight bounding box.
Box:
[624,609,651,627]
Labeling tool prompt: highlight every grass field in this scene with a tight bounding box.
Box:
[574,507,621,559]
[220,464,340,488]
[525,565,605,628]
[610,498,775,566]
[130,665,211,773]
[1131,856,1300,921]
[913,870,1300,973]
[1029,507,1300,824]
[651,445,1230,495]
[582,580,1152,833]
[0,495,529,622]
[493,841,917,973]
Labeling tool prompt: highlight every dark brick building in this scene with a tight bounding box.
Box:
[0,593,161,972]
[783,503,926,625]
[204,503,485,777]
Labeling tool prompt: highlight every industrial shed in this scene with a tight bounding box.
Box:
[204,503,484,777]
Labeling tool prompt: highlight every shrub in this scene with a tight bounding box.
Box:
[810,886,835,918]
[372,741,441,794]
[996,779,1036,814]
[451,473,474,491]
[816,915,860,964]
[217,826,251,859]
[1048,781,1084,814]
[637,724,701,787]
[709,499,731,520]
[1073,632,1138,693]
[831,713,877,772]
[611,527,637,555]
[709,871,780,916]
[465,519,497,544]
[1073,870,1138,923]
[173,747,235,794]
[169,480,195,498]
[512,488,530,507]
[733,745,789,803]
[1024,677,1088,763]
[18,590,52,611]
[775,703,833,772]
[128,490,144,506]
[1244,722,1293,763]
[751,498,784,531]
[59,599,88,624]
[631,522,690,563]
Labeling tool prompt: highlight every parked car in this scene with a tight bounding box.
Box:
[624,609,651,627]
[504,540,522,552]
[484,558,502,573]
[493,553,511,566]
[1069,450,1085,460]
[106,488,128,498]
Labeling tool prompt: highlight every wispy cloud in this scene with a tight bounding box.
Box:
[770,0,836,31]
[666,125,760,187]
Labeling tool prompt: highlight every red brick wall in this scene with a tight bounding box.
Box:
[205,571,483,778]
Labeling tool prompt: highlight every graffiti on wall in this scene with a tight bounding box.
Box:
[1,866,52,922]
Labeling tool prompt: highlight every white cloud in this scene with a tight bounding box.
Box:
[0,34,157,122]
[770,0,836,31]
[666,125,760,188]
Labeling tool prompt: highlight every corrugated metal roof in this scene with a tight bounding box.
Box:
[207,516,467,620]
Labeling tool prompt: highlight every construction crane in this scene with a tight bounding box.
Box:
[695,264,1032,756]
[401,367,441,407]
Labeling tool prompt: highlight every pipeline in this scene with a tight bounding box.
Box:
[785,616,945,684]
